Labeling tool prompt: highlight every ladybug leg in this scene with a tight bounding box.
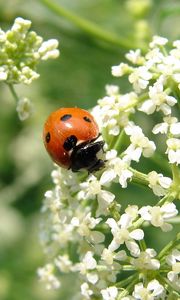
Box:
[70,141,105,172]
[87,158,105,173]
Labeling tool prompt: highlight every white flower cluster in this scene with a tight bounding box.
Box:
[39,36,180,299]
[0,17,59,85]
[166,249,180,291]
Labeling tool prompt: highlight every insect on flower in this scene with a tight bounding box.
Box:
[43,107,105,172]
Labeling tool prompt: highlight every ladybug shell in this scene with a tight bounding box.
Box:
[43,107,99,169]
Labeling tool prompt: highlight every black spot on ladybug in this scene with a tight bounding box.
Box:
[46,132,51,143]
[83,116,91,123]
[63,135,77,151]
[61,114,72,121]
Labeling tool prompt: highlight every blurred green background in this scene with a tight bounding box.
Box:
[0,1,180,299]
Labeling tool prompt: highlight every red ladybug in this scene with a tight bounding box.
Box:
[43,107,105,172]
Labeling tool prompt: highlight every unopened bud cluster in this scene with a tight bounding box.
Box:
[0,17,59,85]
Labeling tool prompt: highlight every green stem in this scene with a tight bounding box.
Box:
[117,276,139,299]
[157,232,180,260]
[8,83,19,102]
[139,239,147,251]
[111,129,126,152]
[157,193,174,206]
[167,216,180,224]
[138,92,149,103]
[171,164,180,185]
[109,201,121,221]
[116,273,137,288]
[129,167,149,186]
[157,274,180,295]
[132,217,144,230]
[121,265,136,271]
[39,0,147,51]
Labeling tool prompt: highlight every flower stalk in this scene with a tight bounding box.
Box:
[39,0,147,51]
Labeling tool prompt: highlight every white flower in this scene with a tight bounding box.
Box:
[166,249,180,291]
[73,252,99,285]
[101,286,118,300]
[54,255,72,273]
[92,89,137,137]
[125,205,139,219]
[98,97,120,135]
[167,271,180,291]
[157,54,180,78]
[105,85,120,96]
[131,248,160,270]
[166,138,180,165]
[16,97,33,121]
[125,49,144,65]
[133,280,165,299]
[152,116,180,136]
[0,66,8,80]
[38,35,180,297]
[147,171,172,196]
[173,40,180,49]
[71,212,105,244]
[101,248,127,265]
[81,282,93,299]
[170,122,180,136]
[111,63,130,77]
[124,123,156,162]
[94,96,120,135]
[139,203,178,231]
[166,249,180,266]
[139,76,177,115]
[51,221,75,247]
[78,175,115,216]
[128,66,152,92]
[76,251,97,274]
[149,36,168,48]
[100,150,133,188]
[106,216,144,256]
[42,189,62,214]
[145,48,164,68]
[87,272,99,284]
[51,167,79,193]
[37,264,60,290]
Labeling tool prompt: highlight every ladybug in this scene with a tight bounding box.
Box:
[43,107,105,172]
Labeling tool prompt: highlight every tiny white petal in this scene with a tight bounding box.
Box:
[90,231,105,244]
[147,279,164,296]
[161,222,173,232]
[87,272,98,284]
[106,218,118,230]
[126,240,140,257]
[129,229,144,240]
[170,123,180,135]
[139,99,156,114]
[115,250,127,261]
[71,217,79,226]
[100,170,116,185]
[99,190,115,204]
[152,123,168,134]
